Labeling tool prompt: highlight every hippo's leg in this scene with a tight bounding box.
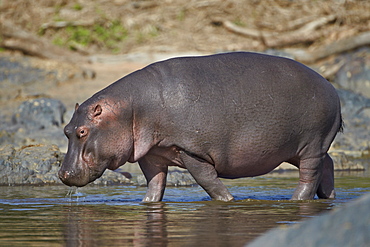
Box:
[179,151,234,202]
[139,156,168,202]
[316,154,336,199]
[291,156,325,200]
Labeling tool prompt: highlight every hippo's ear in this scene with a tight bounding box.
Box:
[75,103,79,111]
[93,104,102,117]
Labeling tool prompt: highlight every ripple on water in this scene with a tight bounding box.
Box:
[0,173,368,247]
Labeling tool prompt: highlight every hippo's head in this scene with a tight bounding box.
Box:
[58,97,134,187]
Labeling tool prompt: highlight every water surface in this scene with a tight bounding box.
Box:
[0,172,369,247]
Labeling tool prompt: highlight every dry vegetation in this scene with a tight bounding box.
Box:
[1,0,370,59]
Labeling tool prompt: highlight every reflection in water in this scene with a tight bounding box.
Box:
[61,199,332,247]
[133,203,168,247]
[63,203,169,247]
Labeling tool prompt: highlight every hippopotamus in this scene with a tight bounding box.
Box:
[59,52,342,202]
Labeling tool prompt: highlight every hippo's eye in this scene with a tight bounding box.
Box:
[77,127,88,138]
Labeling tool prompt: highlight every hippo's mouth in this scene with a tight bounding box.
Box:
[59,161,106,187]
[59,169,90,187]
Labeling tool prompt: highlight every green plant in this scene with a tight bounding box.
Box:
[67,26,92,46]
[52,36,65,46]
[73,3,83,11]
[96,20,127,43]
[52,20,128,52]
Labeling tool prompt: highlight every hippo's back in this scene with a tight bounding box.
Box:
[144,52,340,131]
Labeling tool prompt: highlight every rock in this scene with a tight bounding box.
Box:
[337,89,370,121]
[0,55,51,86]
[0,98,68,151]
[0,130,14,148]
[330,152,365,171]
[167,170,197,186]
[331,89,370,155]
[0,53,95,151]
[137,169,197,187]
[0,53,94,85]
[0,144,133,186]
[0,144,63,185]
[92,169,133,186]
[335,47,370,98]
[247,192,370,247]
[0,54,94,108]
[13,98,66,130]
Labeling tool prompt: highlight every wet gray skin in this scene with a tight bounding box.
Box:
[59,52,342,202]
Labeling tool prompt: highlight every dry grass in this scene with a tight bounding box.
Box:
[1,0,369,54]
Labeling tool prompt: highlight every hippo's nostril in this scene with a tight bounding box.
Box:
[59,170,71,180]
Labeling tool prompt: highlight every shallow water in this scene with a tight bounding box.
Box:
[0,172,369,247]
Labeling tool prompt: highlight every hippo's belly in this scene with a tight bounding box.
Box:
[215,159,285,179]
[207,132,300,179]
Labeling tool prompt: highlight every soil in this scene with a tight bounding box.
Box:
[1,0,369,110]
[2,0,370,54]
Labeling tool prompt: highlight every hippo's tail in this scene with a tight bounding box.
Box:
[338,114,344,133]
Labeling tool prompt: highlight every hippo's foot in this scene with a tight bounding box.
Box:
[291,154,336,200]
[139,156,168,202]
[317,154,336,199]
[291,156,324,200]
[180,151,234,202]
